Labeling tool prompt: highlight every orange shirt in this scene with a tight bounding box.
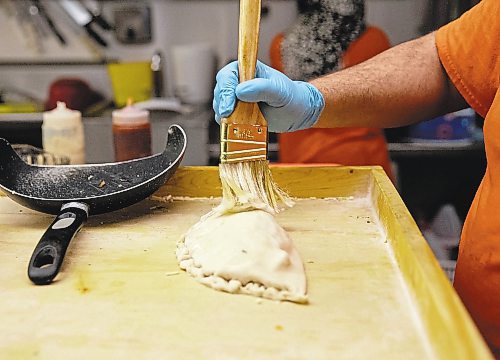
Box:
[272,27,394,181]
[436,0,500,356]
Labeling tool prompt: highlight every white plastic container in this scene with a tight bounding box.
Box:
[171,43,216,105]
[42,102,85,164]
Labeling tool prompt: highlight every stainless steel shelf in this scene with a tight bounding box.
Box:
[388,140,484,157]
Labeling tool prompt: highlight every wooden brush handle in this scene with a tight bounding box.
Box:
[237,0,260,83]
[226,0,266,126]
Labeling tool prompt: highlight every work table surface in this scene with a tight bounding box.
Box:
[0,166,490,359]
[0,195,430,359]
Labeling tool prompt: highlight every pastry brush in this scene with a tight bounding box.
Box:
[218,0,292,214]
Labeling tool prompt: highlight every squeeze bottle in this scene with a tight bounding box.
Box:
[112,99,152,161]
[42,102,85,164]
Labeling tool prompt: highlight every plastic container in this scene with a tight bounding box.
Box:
[409,108,476,142]
[112,100,152,161]
[42,102,85,164]
[107,62,152,107]
[171,43,216,104]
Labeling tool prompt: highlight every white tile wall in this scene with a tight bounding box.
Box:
[0,0,427,104]
[367,0,428,46]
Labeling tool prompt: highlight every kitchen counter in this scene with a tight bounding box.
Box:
[83,107,212,165]
[0,107,213,166]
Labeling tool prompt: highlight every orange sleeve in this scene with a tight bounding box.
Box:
[435,0,500,118]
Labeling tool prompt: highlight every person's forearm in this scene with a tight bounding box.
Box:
[310,32,467,129]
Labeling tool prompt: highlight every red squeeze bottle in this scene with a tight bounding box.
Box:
[112,99,152,162]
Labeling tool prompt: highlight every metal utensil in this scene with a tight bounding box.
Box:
[31,0,67,45]
[79,0,113,31]
[12,1,45,53]
[59,0,108,47]
[0,125,186,285]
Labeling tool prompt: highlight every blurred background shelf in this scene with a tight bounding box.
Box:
[388,140,485,157]
[0,60,114,66]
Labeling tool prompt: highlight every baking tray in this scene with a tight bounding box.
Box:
[0,166,491,359]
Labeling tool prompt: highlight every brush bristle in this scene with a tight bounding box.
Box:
[214,161,294,215]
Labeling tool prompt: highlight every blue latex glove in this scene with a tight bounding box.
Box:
[213,61,325,133]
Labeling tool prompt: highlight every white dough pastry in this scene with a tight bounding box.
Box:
[176,210,308,303]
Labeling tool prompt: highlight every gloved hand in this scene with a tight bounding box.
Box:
[213,61,325,133]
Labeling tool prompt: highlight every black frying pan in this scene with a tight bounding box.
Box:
[0,124,186,285]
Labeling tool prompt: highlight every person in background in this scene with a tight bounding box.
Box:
[270,0,394,181]
[213,0,500,356]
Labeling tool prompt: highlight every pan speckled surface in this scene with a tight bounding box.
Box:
[0,125,186,215]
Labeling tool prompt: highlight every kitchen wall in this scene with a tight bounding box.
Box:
[0,0,428,104]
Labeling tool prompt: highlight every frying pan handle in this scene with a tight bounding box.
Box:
[28,202,89,285]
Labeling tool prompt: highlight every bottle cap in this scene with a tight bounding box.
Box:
[43,102,81,126]
[112,98,150,125]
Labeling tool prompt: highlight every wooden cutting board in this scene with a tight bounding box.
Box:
[0,166,491,359]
